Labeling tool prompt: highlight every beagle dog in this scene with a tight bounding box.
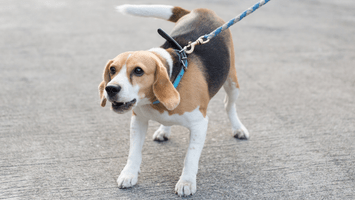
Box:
[98,4,249,197]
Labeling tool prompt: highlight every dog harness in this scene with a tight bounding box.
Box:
[152,29,188,105]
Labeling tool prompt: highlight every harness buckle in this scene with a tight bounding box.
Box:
[181,60,187,70]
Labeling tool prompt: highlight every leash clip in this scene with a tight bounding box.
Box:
[184,36,210,54]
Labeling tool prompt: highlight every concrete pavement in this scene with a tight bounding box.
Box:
[1,0,354,199]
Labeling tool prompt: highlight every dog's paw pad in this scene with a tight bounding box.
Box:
[233,127,249,140]
[153,129,169,141]
[175,179,196,197]
[117,172,138,189]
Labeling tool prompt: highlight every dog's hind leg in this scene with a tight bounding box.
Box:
[152,125,171,141]
[223,65,249,139]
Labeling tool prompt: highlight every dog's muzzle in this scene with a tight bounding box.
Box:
[111,99,137,113]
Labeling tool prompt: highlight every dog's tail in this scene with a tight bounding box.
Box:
[116,4,190,23]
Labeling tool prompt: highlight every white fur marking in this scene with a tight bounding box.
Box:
[126,53,132,61]
[116,4,173,20]
[117,116,148,188]
[223,82,249,139]
[149,48,173,78]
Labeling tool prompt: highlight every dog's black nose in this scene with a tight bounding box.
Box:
[105,85,121,96]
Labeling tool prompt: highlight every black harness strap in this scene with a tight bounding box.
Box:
[152,29,188,105]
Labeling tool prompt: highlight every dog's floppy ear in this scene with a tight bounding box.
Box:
[98,81,107,107]
[152,57,180,110]
[98,60,113,107]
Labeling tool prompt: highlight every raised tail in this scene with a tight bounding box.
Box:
[116,4,190,23]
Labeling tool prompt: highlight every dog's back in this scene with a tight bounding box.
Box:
[117,5,233,98]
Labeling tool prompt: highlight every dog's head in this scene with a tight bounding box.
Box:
[98,51,180,114]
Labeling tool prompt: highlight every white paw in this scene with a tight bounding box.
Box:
[175,178,196,197]
[233,126,249,139]
[117,171,138,189]
[152,126,171,141]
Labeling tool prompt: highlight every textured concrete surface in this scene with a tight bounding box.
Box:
[1,0,354,199]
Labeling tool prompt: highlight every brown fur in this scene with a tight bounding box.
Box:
[151,55,209,117]
[127,51,179,110]
[150,52,171,78]
[98,81,107,107]
[227,34,240,88]
[152,55,180,110]
[99,60,113,107]
[118,52,156,103]
[169,7,190,23]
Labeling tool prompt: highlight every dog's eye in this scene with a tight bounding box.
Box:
[133,67,144,76]
[110,67,116,75]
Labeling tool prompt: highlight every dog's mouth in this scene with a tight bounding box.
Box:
[111,99,137,113]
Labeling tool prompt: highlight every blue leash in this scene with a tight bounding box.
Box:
[185,0,271,54]
[204,0,271,40]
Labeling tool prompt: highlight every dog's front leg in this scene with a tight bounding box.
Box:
[175,117,208,197]
[117,115,148,188]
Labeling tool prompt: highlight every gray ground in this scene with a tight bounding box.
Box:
[1,0,354,199]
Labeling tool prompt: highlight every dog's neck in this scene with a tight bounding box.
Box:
[149,47,183,82]
[148,47,173,78]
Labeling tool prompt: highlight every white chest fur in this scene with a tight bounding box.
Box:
[133,105,205,128]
